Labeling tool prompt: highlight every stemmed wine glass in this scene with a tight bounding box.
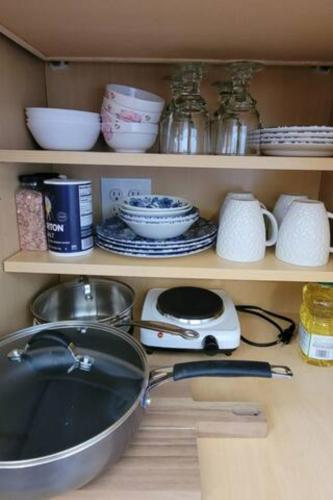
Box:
[214,62,262,155]
[211,80,234,154]
[160,63,210,154]
[159,70,183,153]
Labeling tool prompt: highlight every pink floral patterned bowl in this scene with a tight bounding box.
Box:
[101,116,158,134]
[102,130,158,153]
[105,84,165,113]
[101,100,161,124]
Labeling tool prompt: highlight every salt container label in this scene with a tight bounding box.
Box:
[44,183,93,254]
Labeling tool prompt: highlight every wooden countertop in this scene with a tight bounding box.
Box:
[60,315,333,499]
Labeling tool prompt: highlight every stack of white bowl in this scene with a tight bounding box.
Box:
[26,108,101,150]
[101,84,165,153]
[119,195,199,239]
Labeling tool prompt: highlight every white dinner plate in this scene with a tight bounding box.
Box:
[261,143,333,157]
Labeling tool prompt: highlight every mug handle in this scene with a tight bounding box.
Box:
[328,212,333,253]
[262,208,279,246]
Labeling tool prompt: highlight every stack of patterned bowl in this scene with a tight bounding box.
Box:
[96,195,217,258]
[101,84,165,153]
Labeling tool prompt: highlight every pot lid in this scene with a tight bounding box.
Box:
[0,322,146,464]
[157,287,224,323]
[31,277,135,324]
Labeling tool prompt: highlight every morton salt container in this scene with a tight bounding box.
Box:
[43,179,94,256]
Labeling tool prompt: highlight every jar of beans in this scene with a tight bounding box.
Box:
[15,173,62,251]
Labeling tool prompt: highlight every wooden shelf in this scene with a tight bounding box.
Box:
[1,149,333,171]
[1,0,333,64]
[4,248,333,282]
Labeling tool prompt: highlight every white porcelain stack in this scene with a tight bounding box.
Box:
[119,195,199,239]
[249,126,333,156]
[101,84,164,152]
[25,107,101,150]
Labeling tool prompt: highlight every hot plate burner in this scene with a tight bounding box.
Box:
[157,286,224,325]
[141,287,241,354]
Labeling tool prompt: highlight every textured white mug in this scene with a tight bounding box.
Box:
[276,200,333,266]
[217,198,278,262]
[219,192,265,220]
[273,193,308,226]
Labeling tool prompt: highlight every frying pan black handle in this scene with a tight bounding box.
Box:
[144,360,293,406]
[173,360,273,380]
[146,360,293,399]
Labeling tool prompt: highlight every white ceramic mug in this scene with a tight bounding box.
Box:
[219,192,266,220]
[216,198,278,262]
[273,193,308,226]
[275,200,333,266]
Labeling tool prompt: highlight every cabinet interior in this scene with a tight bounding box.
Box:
[1,33,333,335]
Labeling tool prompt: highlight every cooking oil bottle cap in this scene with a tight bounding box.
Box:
[319,282,333,288]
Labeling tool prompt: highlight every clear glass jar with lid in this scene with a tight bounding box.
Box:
[15,173,61,251]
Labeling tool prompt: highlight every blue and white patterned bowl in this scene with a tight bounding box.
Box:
[119,206,199,224]
[122,195,192,216]
[123,217,197,240]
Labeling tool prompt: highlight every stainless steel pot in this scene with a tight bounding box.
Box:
[31,276,135,326]
[0,321,293,499]
[31,277,200,341]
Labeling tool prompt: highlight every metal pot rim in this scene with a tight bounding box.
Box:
[0,320,149,469]
[30,278,136,324]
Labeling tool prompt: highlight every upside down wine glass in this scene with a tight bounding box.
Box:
[214,62,262,155]
[163,63,210,154]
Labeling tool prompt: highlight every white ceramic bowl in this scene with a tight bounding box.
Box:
[123,218,196,240]
[102,129,157,153]
[101,100,161,124]
[27,119,100,150]
[102,119,158,134]
[105,84,165,113]
[26,107,100,123]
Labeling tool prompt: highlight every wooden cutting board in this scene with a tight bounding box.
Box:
[59,397,267,499]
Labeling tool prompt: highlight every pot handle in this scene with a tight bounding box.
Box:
[144,360,293,402]
[117,320,199,340]
[7,330,94,373]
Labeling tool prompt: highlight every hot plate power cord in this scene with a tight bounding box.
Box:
[235,305,296,347]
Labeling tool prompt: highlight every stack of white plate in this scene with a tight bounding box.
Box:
[249,126,333,156]
[26,107,101,150]
[118,195,199,240]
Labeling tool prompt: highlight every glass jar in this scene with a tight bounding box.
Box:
[15,173,60,251]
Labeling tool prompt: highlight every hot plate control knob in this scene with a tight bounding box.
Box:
[203,335,219,355]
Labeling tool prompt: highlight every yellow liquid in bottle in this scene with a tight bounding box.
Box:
[299,283,333,367]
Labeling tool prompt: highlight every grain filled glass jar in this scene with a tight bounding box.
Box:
[15,173,61,251]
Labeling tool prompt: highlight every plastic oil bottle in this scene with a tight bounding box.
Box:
[299,283,333,366]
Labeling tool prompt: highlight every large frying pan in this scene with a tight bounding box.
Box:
[0,321,293,498]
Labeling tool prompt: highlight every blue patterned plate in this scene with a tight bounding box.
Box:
[96,234,216,252]
[96,217,217,247]
[96,240,214,258]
